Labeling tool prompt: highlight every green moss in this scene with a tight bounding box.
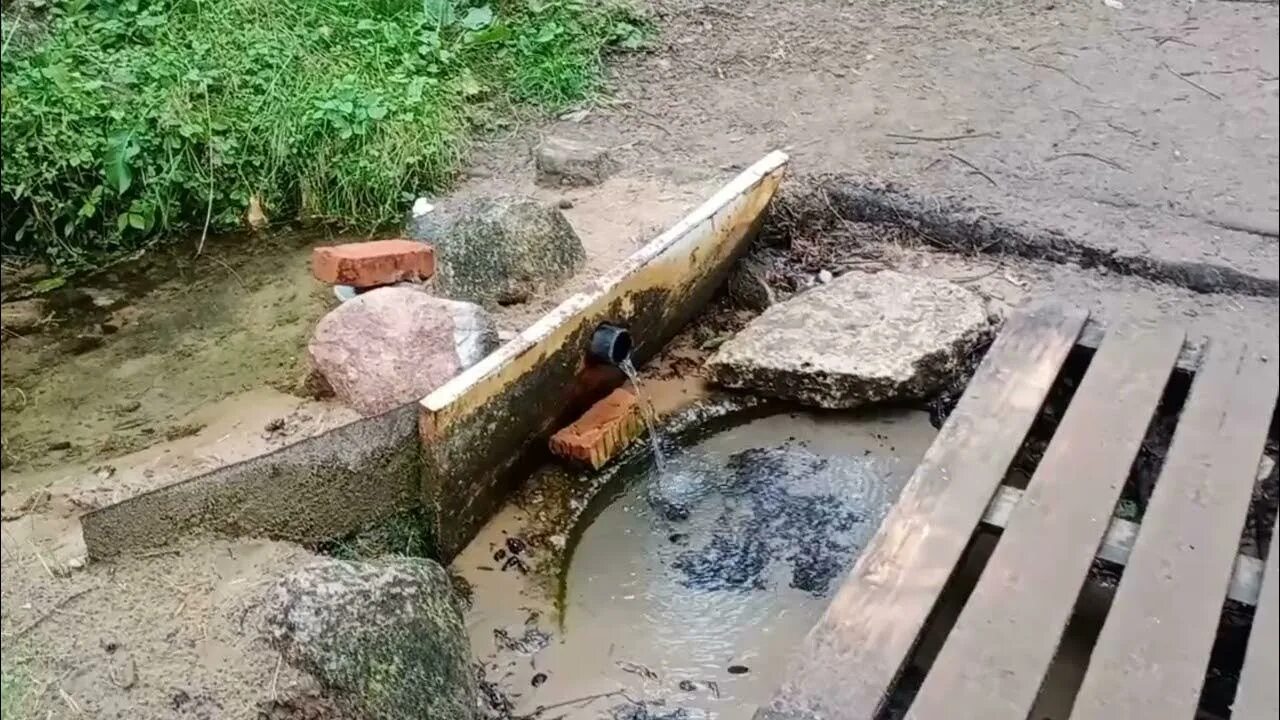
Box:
[318,508,435,561]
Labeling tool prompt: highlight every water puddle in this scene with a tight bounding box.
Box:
[461,408,937,719]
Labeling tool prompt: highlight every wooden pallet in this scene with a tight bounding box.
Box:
[759,304,1280,720]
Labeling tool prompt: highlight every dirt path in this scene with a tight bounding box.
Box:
[472,0,1279,290]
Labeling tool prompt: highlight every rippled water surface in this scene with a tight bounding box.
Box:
[558,409,937,717]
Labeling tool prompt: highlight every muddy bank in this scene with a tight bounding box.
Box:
[1,231,337,477]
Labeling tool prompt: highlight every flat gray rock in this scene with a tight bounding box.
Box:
[707,270,992,408]
[263,556,479,720]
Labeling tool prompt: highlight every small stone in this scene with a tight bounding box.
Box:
[531,672,548,687]
[557,198,574,210]
[1,299,50,334]
[817,269,834,284]
[48,440,72,451]
[707,270,993,408]
[83,287,127,310]
[535,136,618,187]
[67,332,104,355]
[726,257,777,311]
[308,287,499,416]
[117,400,141,414]
[727,664,750,675]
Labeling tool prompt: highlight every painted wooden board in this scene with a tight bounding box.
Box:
[1233,518,1280,720]
[758,303,1089,720]
[1069,340,1278,719]
[905,323,1184,720]
[982,485,1266,606]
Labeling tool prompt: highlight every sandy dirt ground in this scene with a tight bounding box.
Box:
[2,0,1277,717]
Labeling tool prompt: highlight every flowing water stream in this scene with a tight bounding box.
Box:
[619,357,668,474]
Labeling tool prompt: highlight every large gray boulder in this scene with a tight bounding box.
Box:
[707,270,992,408]
[308,286,498,416]
[263,556,479,720]
[408,196,585,306]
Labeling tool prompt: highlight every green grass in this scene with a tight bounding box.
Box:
[2,664,32,720]
[0,0,648,267]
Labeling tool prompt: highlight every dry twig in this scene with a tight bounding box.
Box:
[947,153,999,187]
[9,587,96,640]
[885,131,995,142]
[1013,55,1093,90]
[1163,62,1222,100]
[1046,152,1130,172]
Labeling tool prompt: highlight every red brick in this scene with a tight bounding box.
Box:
[549,387,644,469]
[311,239,435,288]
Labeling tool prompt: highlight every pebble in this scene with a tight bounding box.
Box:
[818,269,834,284]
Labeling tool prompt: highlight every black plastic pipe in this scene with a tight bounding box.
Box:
[588,323,633,366]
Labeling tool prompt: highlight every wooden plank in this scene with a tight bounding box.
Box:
[1234,518,1280,720]
[757,303,1089,720]
[980,485,1266,607]
[905,322,1184,720]
[1070,340,1278,720]
[1079,316,1204,373]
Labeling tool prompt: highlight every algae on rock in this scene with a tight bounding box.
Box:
[408,196,585,307]
[264,556,479,720]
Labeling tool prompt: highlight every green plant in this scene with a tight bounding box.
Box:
[2,664,32,720]
[1,0,651,267]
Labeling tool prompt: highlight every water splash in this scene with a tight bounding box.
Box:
[618,357,667,474]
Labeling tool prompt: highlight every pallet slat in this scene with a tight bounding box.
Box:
[757,304,1089,720]
[1233,518,1280,720]
[905,323,1185,720]
[982,485,1267,607]
[1069,341,1278,719]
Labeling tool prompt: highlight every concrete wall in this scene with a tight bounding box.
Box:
[80,151,789,561]
[82,404,421,558]
[419,152,790,560]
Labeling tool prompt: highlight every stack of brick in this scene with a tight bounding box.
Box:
[311,239,435,290]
